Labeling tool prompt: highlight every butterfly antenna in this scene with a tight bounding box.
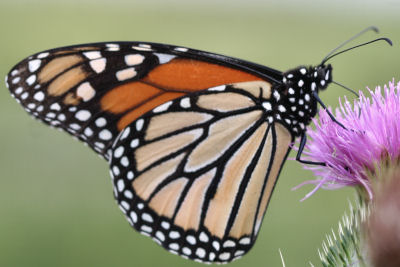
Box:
[321,37,392,65]
[321,26,379,64]
[332,80,359,98]
[332,80,362,118]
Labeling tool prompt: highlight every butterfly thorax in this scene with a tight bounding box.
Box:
[266,64,332,137]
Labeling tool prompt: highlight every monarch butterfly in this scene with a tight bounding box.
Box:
[5,27,390,264]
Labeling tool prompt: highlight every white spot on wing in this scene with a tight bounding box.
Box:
[26,75,36,85]
[21,92,28,100]
[136,119,144,131]
[125,54,145,66]
[46,112,56,119]
[116,67,137,81]
[174,47,188,52]
[120,200,130,210]
[132,45,152,51]
[33,91,45,101]
[186,235,196,245]
[212,241,220,251]
[95,142,105,149]
[199,232,209,242]
[106,43,120,51]
[84,51,102,59]
[153,101,172,113]
[117,179,125,192]
[120,127,130,140]
[37,52,49,59]
[75,110,91,121]
[57,113,66,121]
[182,247,191,255]
[169,231,180,239]
[196,248,206,258]
[169,243,179,250]
[28,59,41,72]
[208,85,225,91]
[114,146,124,158]
[154,53,176,64]
[130,211,138,223]
[127,171,134,180]
[69,123,81,130]
[155,231,165,241]
[11,69,19,76]
[142,213,153,223]
[27,103,36,109]
[180,97,190,108]
[262,102,272,111]
[130,139,139,148]
[161,221,170,229]
[209,252,216,261]
[90,58,106,73]
[15,87,23,95]
[112,166,120,176]
[219,252,230,261]
[95,117,107,127]
[76,82,96,102]
[235,250,245,256]
[84,127,93,136]
[223,240,235,248]
[124,190,133,199]
[99,129,112,140]
[12,77,20,84]
[50,103,61,111]
[120,156,129,167]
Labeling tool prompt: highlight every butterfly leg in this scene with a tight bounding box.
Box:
[295,132,326,166]
[312,91,347,130]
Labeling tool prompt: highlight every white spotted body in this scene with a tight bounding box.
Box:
[268,64,332,136]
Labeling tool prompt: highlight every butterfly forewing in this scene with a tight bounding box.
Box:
[110,83,292,263]
[6,42,269,159]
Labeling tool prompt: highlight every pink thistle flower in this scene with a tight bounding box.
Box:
[296,80,400,200]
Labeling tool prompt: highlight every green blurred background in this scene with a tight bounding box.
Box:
[0,0,399,266]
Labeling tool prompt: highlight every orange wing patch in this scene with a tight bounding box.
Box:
[101,81,162,114]
[142,58,262,91]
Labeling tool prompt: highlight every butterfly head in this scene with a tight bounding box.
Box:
[311,64,332,91]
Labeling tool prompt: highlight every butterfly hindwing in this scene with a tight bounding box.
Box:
[110,82,292,263]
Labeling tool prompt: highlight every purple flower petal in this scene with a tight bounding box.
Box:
[297,80,400,200]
